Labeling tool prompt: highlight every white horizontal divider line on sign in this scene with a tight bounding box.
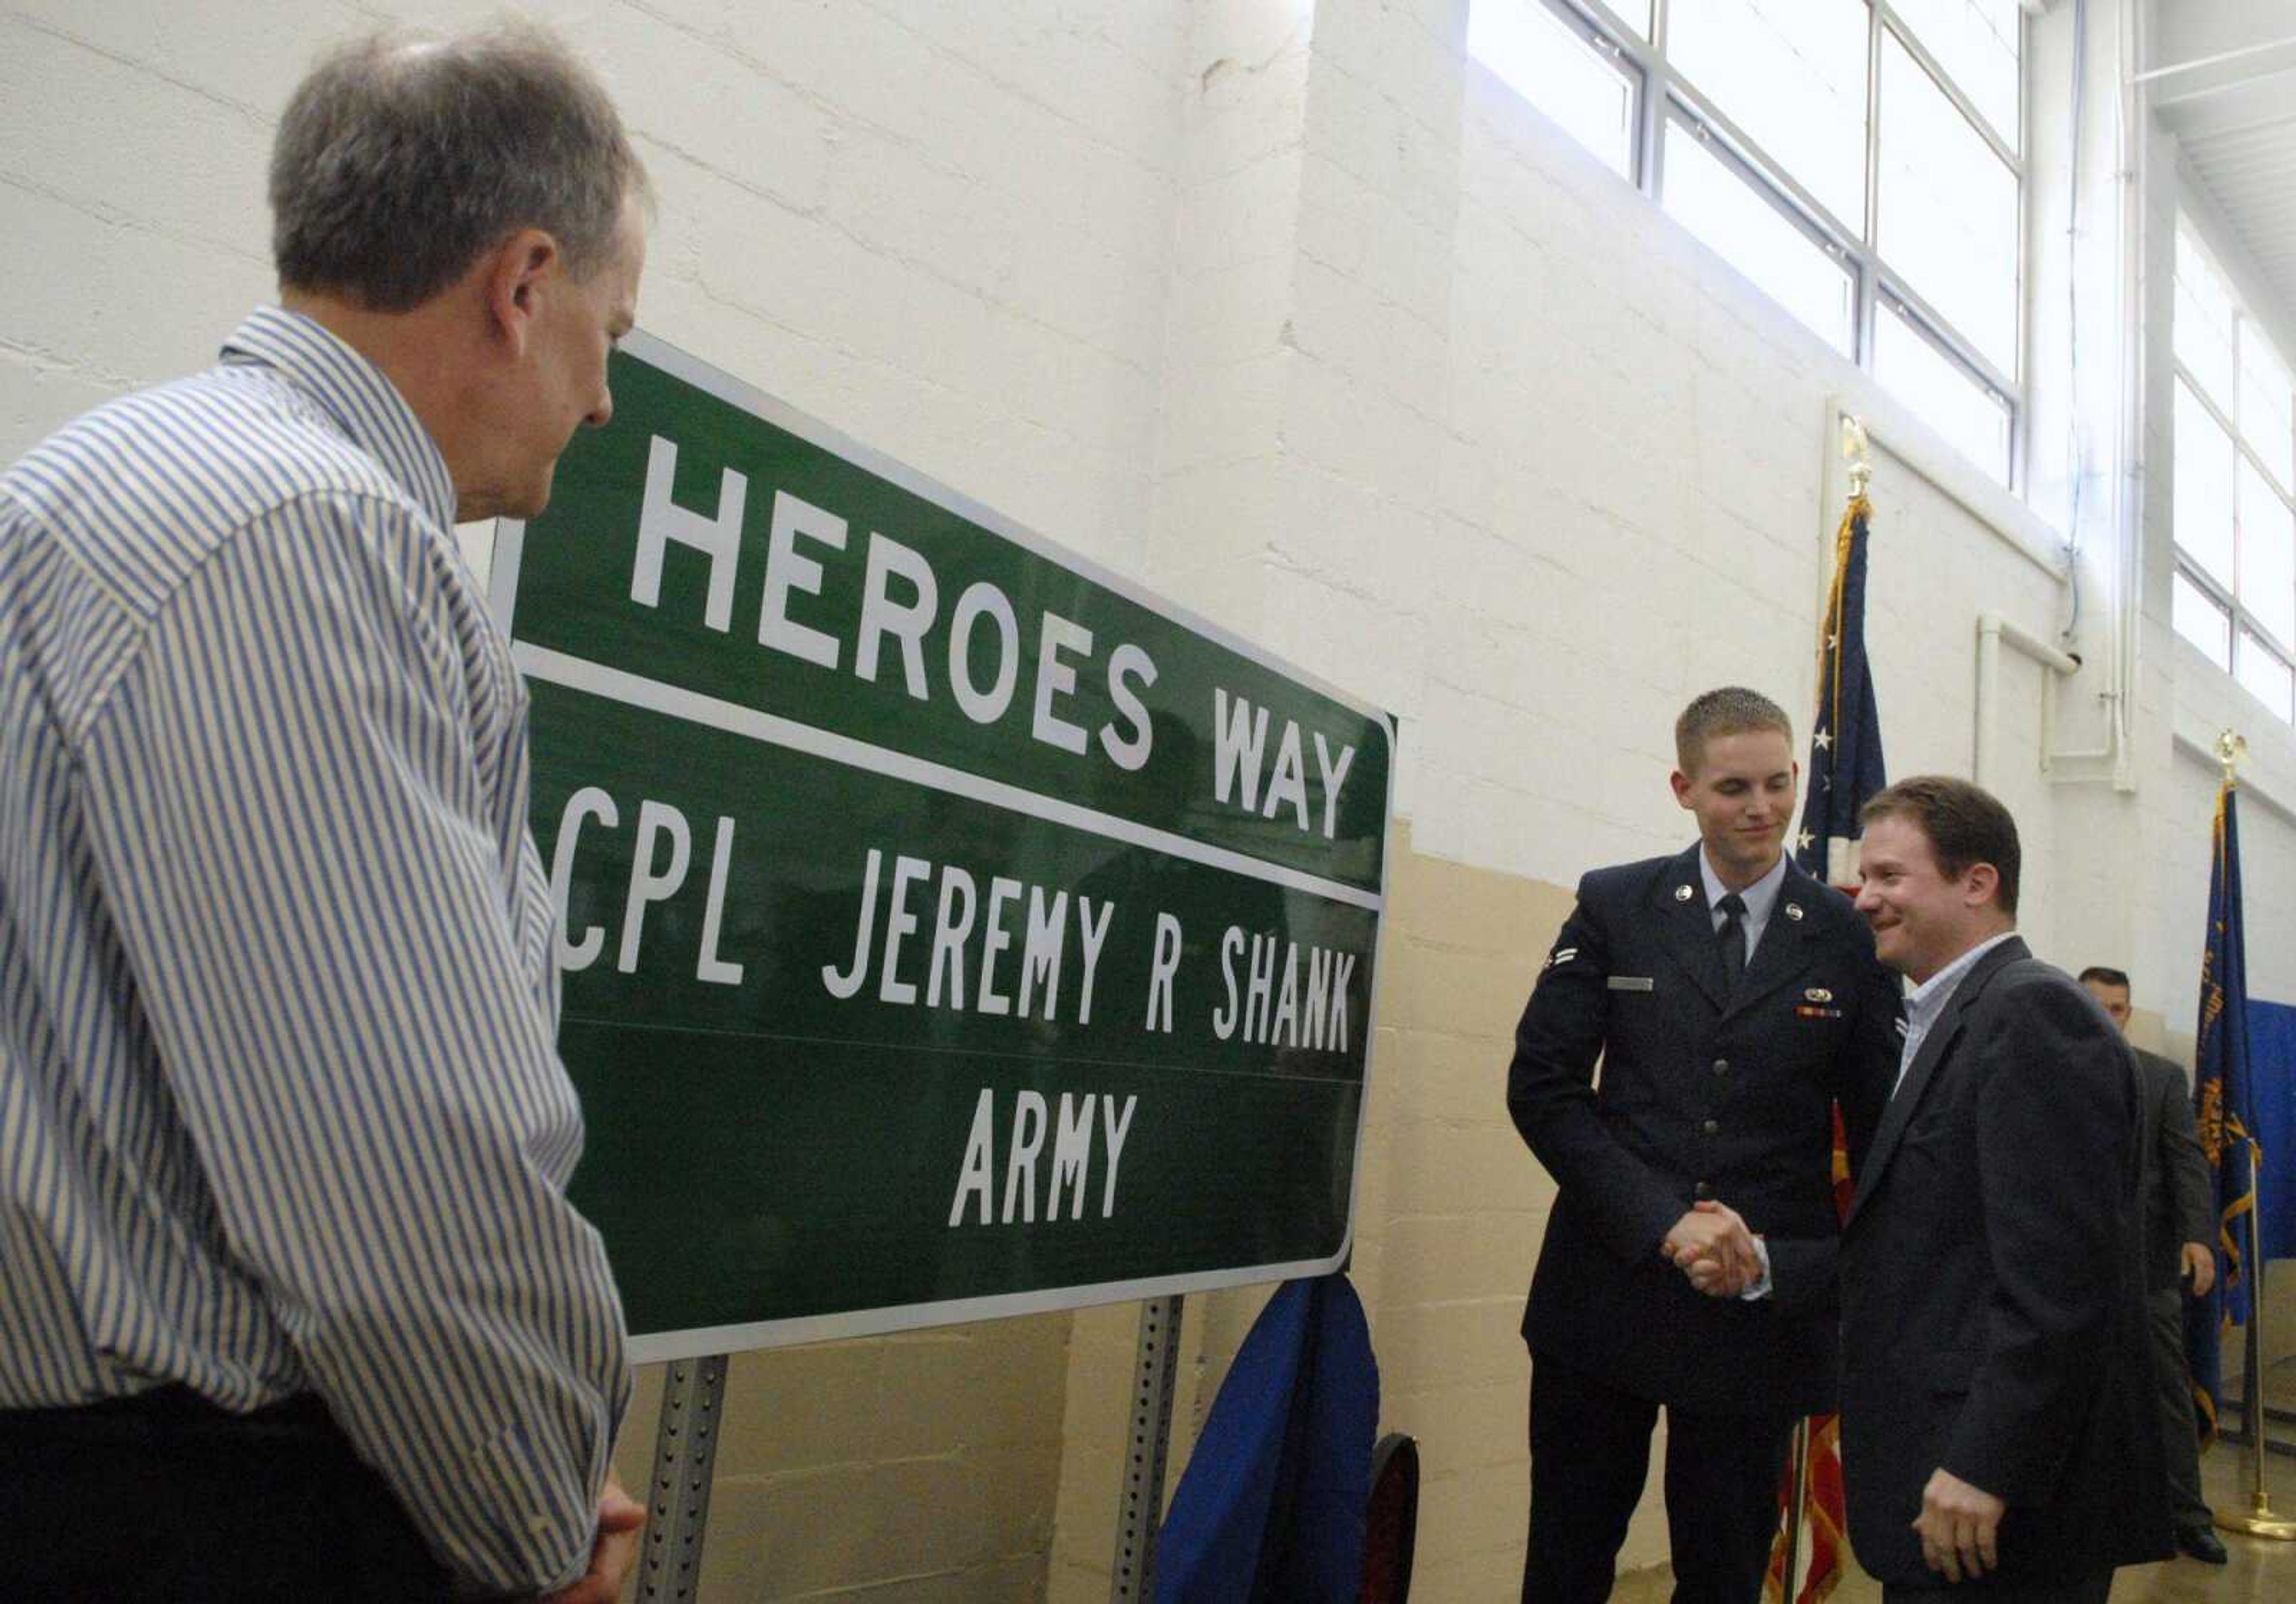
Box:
[515,642,1384,912]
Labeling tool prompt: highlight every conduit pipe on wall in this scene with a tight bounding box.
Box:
[2109,0,2144,796]
[1975,613,2080,789]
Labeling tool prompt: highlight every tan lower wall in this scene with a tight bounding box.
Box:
[612,822,1628,1600]
[612,1316,1070,1600]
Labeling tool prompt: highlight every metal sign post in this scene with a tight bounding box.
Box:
[639,1355,730,1602]
[1112,1296,1185,1602]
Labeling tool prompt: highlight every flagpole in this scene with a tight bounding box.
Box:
[2224,1224,2296,1538]
[2211,731,2296,1542]
[1781,1417,1810,1596]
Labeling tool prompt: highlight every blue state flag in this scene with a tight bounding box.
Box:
[1794,496,1886,883]
[2185,780,2258,1441]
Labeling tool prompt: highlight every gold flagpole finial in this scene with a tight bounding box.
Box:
[1840,414,1871,501]
[2216,729,2247,787]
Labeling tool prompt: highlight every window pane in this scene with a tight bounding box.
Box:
[2175,378,2236,590]
[2240,327,2295,491]
[2235,631,2295,723]
[1889,0,2022,151]
[2175,226,2238,409]
[1873,303,2010,482]
[1668,0,1870,231]
[2239,457,2296,647]
[1467,0,1636,181]
[2173,571,2231,670]
[1877,30,2020,375]
[1662,121,1855,356]
[1601,0,1653,39]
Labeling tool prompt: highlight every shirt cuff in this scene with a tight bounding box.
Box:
[1737,1235,1773,1301]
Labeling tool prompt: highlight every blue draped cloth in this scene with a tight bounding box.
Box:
[1154,1274,1378,1603]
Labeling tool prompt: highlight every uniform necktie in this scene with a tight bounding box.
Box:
[1716,892,1748,1000]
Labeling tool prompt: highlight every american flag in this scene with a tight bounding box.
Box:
[1768,493,1885,1604]
[1794,495,1886,885]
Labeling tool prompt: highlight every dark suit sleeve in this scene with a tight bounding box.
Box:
[1840,948,1904,1179]
[1944,976,2134,1504]
[2159,1062,2214,1255]
[1506,881,1685,1264]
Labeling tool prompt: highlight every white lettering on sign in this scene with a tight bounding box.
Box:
[626,434,1162,774]
[948,1087,1140,1226]
[1211,689,1357,839]
[1212,927,1357,1052]
[1144,912,1183,1034]
[548,787,746,986]
[630,435,744,632]
[825,844,1113,1025]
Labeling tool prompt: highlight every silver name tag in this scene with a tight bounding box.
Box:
[1607,976,1655,992]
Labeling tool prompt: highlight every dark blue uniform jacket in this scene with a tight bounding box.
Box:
[1507,844,1900,1416]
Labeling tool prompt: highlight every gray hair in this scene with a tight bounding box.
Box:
[270,20,647,311]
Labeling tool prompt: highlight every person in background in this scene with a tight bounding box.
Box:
[0,22,650,1600]
[1506,686,1899,1602]
[2077,966,2227,1567]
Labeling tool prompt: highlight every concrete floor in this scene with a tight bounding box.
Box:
[1613,1442,2296,1600]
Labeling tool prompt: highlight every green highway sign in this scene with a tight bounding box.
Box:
[490,333,1393,1359]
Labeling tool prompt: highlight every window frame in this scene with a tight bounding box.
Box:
[1515,0,2029,485]
[2171,215,2296,721]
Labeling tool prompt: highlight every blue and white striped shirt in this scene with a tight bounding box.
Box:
[0,307,628,1594]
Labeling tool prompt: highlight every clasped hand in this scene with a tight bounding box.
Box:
[1661,1199,1760,1297]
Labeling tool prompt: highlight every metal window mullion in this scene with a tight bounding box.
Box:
[2176,357,2240,450]
[1862,0,1884,373]
[1855,255,1879,369]
[1873,1,2024,174]
[2169,359,2296,671]
[1876,273,2020,412]
[2172,358,2250,624]
[1666,99,1858,267]
[2175,355,2296,609]
[2013,0,2030,491]
[1637,22,1665,200]
[2176,559,2240,670]
[1545,0,1664,195]
[2177,558,2236,616]
[1656,77,1865,258]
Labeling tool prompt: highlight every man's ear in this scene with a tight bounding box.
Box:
[1964,861,2001,909]
[482,228,561,355]
[1670,769,1694,809]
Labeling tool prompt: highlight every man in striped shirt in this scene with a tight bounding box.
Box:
[1,23,648,1601]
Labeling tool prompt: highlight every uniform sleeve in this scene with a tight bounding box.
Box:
[77,495,625,1594]
[1505,881,1685,1263]
[1944,976,2130,1504]
[1762,924,1901,1310]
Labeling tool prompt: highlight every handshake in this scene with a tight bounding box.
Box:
[1661,1199,1764,1298]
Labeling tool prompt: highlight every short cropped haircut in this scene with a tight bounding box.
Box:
[1674,687,1794,774]
[2078,966,2130,990]
[270,22,647,312]
[1861,775,2022,917]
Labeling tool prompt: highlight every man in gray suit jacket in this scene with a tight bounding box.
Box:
[2078,966,2227,1566]
[1837,778,2169,1598]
